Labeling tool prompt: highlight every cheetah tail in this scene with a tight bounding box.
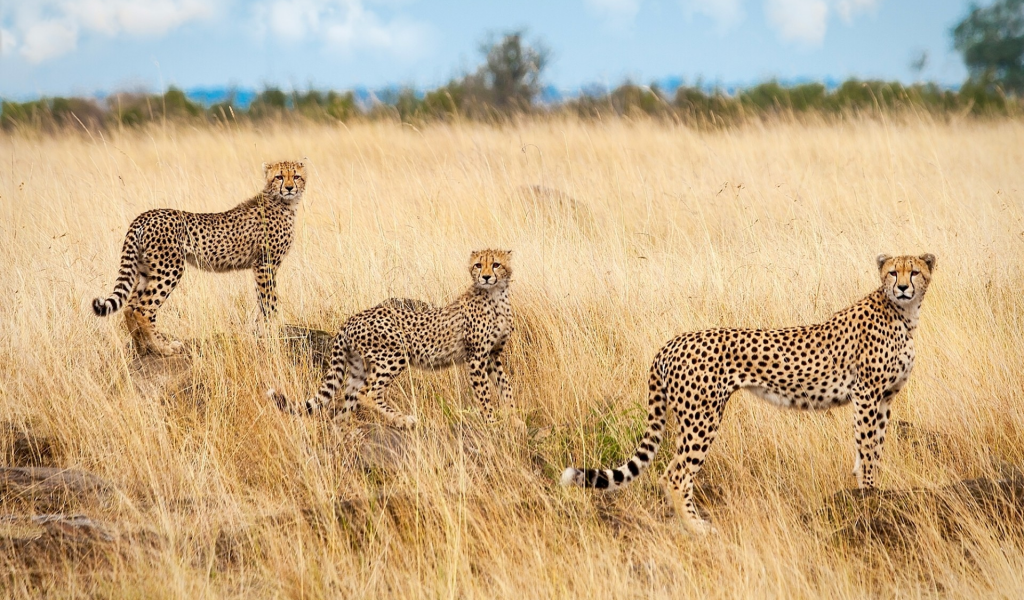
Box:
[560,358,667,491]
[92,226,140,317]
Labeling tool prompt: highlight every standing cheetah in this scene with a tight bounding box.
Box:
[92,160,306,355]
[272,250,514,430]
[562,254,936,534]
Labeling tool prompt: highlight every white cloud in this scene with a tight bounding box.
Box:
[764,0,829,44]
[21,20,79,63]
[1,0,218,64]
[252,0,428,57]
[682,0,744,31]
[834,0,876,22]
[763,0,879,45]
[584,0,641,29]
[0,28,16,57]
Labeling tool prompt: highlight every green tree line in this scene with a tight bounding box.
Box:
[5,4,1024,132]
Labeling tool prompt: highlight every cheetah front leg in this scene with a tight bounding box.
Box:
[253,261,281,320]
[487,345,514,409]
[486,347,525,432]
[852,388,890,488]
[467,352,496,422]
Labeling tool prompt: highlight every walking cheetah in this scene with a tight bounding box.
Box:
[92,160,306,355]
[561,254,936,534]
[271,250,514,430]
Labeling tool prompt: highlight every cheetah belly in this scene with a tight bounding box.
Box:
[742,370,857,410]
[406,324,466,370]
[183,240,256,272]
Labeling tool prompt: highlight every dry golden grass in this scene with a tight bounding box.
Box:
[1,117,1023,598]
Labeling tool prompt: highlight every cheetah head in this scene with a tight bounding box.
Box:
[469,249,512,290]
[263,160,306,204]
[877,253,936,305]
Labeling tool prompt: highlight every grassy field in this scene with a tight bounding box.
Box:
[1,117,1023,598]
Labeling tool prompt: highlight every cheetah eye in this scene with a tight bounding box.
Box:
[294,175,302,180]
[274,175,283,181]
[911,270,920,277]
[888,270,897,277]
[474,263,482,269]
[492,262,501,269]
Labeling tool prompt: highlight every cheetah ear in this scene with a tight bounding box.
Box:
[262,162,270,176]
[876,254,892,270]
[299,156,308,167]
[919,253,937,271]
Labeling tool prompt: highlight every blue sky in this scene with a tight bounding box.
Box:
[0,0,975,100]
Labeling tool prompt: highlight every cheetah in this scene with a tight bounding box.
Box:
[271,250,515,430]
[92,160,306,355]
[561,254,936,534]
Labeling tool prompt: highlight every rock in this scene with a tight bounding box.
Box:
[814,473,1024,548]
[0,467,114,512]
[515,185,594,233]
[128,353,195,401]
[0,514,115,565]
[343,423,410,472]
[890,420,952,454]
[1,423,60,467]
[280,324,335,371]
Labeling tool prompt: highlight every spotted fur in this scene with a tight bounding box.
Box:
[561,254,936,534]
[92,160,306,355]
[271,250,514,429]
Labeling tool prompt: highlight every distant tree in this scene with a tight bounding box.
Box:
[248,87,289,120]
[476,30,550,114]
[953,0,1024,94]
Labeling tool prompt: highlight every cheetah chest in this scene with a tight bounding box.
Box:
[888,336,915,394]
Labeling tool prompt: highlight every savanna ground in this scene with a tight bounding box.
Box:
[1,117,1023,598]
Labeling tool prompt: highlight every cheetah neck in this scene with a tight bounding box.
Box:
[258,191,302,212]
[462,282,510,310]
[878,287,922,336]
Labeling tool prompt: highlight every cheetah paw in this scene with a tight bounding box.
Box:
[683,518,718,536]
[391,415,417,431]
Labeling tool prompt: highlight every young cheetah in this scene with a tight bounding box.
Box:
[92,161,306,355]
[562,254,936,534]
[272,250,514,430]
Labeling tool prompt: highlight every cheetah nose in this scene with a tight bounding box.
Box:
[482,275,493,282]
[897,284,910,292]
[285,185,294,192]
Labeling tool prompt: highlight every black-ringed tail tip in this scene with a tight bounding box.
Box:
[560,468,581,487]
[92,297,117,316]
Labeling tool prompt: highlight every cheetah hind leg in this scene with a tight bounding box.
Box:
[127,257,185,356]
[660,457,717,535]
[360,358,416,430]
[126,307,183,356]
